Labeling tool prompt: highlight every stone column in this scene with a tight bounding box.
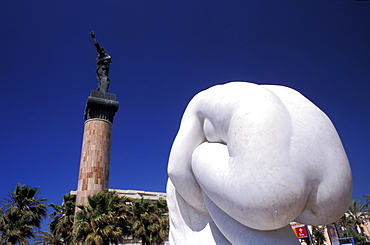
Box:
[75,91,119,208]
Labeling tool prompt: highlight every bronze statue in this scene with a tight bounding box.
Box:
[90,31,111,93]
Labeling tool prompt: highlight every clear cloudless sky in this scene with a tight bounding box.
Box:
[1,0,369,231]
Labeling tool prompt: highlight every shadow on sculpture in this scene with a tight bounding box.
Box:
[167,82,352,244]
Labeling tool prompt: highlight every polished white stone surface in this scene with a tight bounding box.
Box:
[167,82,352,244]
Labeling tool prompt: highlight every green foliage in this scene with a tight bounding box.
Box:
[337,199,370,244]
[1,186,169,245]
[71,192,169,245]
[347,200,368,231]
[311,226,326,245]
[74,191,131,245]
[129,197,168,245]
[0,184,47,245]
[48,193,76,244]
[340,227,368,244]
[364,191,370,212]
[34,231,64,245]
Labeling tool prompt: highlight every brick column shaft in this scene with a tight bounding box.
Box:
[75,119,112,207]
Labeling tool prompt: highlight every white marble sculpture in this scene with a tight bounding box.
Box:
[167,82,352,244]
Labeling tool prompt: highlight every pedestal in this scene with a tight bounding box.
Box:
[75,90,119,208]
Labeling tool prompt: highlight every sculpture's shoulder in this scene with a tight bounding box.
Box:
[261,84,325,115]
[261,84,306,99]
[201,82,261,95]
[192,82,274,105]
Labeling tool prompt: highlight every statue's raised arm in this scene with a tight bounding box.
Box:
[91,31,103,56]
[90,31,111,93]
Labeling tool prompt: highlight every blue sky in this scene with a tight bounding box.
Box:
[1,1,369,231]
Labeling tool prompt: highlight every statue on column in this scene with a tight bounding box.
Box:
[90,31,111,93]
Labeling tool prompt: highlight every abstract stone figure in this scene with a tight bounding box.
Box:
[167,82,352,244]
[91,31,111,93]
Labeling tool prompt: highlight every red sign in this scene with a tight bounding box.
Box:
[290,222,309,239]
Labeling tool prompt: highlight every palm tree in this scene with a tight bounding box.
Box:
[130,198,152,245]
[347,200,368,234]
[337,199,369,244]
[364,192,370,212]
[151,198,169,245]
[0,184,47,245]
[48,193,76,244]
[34,230,63,245]
[0,205,35,245]
[129,197,168,245]
[74,191,130,245]
[311,226,326,245]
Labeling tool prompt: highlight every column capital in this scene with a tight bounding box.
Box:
[84,90,119,123]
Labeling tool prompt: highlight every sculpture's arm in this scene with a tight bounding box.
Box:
[90,31,104,55]
[168,97,208,213]
[199,83,351,229]
[187,83,310,230]
[168,82,352,244]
